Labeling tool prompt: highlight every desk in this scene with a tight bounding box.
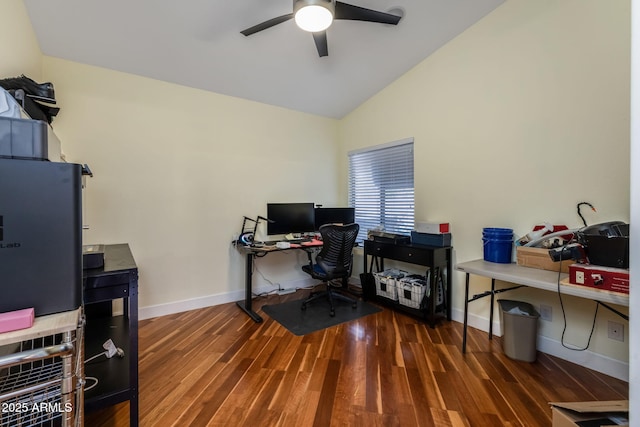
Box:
[362,240,452,327]
[237,240,323,322]
[83,243,139,426]
[456,259,629,353]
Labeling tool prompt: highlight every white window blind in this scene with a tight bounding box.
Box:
[348,139,414,241]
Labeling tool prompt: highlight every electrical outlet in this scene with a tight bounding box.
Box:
[539,304,552,322]
[575,270,585,284]
[608,321,624,342]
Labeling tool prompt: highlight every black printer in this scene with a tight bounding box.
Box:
[0,158,83,316]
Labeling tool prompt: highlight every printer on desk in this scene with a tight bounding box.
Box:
[83,244,105,269]
[367,229,410,245]
[1,82,63,162]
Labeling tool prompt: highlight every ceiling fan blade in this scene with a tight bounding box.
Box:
[240,13,294,36]
[334,1,401,25]
[312,31,328,57]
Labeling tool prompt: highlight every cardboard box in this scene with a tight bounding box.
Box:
[411,231,452,247]
[516,246,572,273]
[550,400,628,427]
[568,264,629,294]
[415,221,449,234]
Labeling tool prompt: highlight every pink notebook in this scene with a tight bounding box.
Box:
[0,308,35,334]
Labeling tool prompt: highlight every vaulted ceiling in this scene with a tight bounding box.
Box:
[23,0,504,118]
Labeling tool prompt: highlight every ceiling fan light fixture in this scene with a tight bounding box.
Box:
[294,0,334,32]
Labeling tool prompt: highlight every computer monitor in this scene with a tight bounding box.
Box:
[267,203,315,236]
[314,207,355,230]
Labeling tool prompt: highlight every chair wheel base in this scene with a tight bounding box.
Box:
[300,282,359,317]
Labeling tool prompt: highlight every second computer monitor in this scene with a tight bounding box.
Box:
[314,207,355,230]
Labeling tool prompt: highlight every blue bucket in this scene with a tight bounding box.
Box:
[483,227,513,263]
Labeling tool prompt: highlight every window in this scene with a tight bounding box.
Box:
[348,138,414,241]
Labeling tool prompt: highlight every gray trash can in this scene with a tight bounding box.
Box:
[498,299,539,362]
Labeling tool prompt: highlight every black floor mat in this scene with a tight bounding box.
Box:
[262,297,382,336]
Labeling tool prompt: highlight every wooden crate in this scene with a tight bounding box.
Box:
[516,246,572,273]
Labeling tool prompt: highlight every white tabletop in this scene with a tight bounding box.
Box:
[456,259,628,307]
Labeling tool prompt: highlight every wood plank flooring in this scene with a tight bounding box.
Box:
[85,290,628,426]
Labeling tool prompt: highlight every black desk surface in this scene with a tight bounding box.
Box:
[83,243,137,289]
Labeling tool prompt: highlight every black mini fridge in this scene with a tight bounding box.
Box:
[0,158,83,316]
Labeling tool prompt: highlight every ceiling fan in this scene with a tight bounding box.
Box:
[240,0,402,57]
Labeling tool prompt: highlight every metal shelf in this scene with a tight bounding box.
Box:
[0,309,83,427]
[1,358,63,397]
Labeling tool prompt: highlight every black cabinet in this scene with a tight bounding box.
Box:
[83,243,138,426]
[362,240,452,326]
[0,158,83,316]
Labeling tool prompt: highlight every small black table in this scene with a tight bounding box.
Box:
[83,243,139,426]
[362,239,452,327]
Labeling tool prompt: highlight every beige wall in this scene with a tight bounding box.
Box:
[42,57,339,311]
[0,0,41,78]
[339,0,630,368]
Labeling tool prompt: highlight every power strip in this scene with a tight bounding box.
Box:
[277,288,296,295]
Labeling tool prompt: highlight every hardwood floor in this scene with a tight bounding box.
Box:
[85,291,628,426]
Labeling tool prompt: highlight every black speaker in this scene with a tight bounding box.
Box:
[239,232,254,245]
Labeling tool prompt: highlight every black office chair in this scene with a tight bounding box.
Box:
[301,223,360,317]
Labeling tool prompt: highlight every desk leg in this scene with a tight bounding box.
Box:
[436,263,452,322]
[462,273,470,353]
[129,272,139,427]
[489,278,495,340]
[236,252,263,323]
[427,267,436,328]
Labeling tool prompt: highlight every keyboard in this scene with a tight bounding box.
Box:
[262,238,313,245]
[286,238,312,244]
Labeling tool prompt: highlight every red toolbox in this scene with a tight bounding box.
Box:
[568,264,629,294]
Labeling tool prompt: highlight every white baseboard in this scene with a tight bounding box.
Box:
[139,290,246,320]
[450,308,629,382]
[139,278,316,320]
[537,335,629,381]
